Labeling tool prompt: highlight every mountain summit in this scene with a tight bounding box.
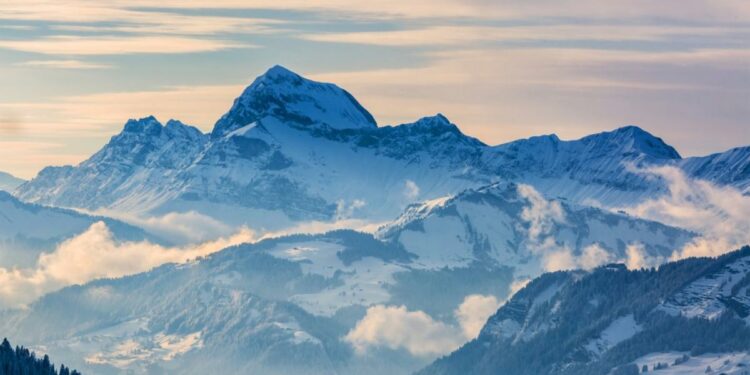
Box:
[580,125,681,160]
[211,65,376,138]
[14,66,750,226]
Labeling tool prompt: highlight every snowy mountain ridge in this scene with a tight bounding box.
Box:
[212,64,377,137]
[421,246,750,375]
[0,182,699,375]
[13,66,750,231]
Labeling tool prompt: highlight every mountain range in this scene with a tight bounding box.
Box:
[1,65,748,375]
[13,66,750,232]
[0,182,696,374]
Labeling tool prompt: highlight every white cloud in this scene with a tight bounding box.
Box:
[258,218,385,240]
[345,305,464,356]
[345,294,501,357]
[622,165,750,260]
[403,180,420,200]
[578,244,616,270]
[508,278,531,297]
[334,199,367,221]
[516,185,631,272]
[624,243,665,270]
[80,209,239,245]
[541,247,578,272]
[518,184,566,243]
[0,221,254,308]
[455,294,501,340]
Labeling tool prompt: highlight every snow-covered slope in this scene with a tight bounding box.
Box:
[632,351,750,374]
[0,171,24,192]
[14,66,750,230]
[16,117,208,213]
[483,126,682,205]
[0,183,699,375]
[658,252,750,323]
[211,64,377,137]
[420,246,750,375]
[0,191,157,267]
[378,183,693,274]
[680,146,750,194]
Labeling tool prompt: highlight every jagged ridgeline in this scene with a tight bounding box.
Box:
[420,246,750,375]
[14,66,750,231]
[3,65,750,375]
[0,338,81,375]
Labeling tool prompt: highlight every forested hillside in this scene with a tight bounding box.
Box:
[0,338,80,375]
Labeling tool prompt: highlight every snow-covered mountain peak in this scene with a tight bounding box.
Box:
[580,125,681,160]
[123,115,161,134]
[120,116,203,140]
[211,65,377,138]
[164,119,205,140]
[680,145,750,193]
[261,64,304,81]
[410,113,451,127]
[378,182,693,270]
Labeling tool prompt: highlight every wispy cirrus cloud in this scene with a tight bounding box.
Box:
[0,84,244,177]
[0,0,747,181]
[5,0,747,22]
[16,59,111,69]
[0,35,250,55]
[311,46,749,152]
[0,84,244,135]
[0,1,285,33]
[303,24,750,47]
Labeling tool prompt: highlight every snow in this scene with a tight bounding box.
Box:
[225,122,258,138]
[585,314,642,355]
[658,255,750,320]
[395,214,475,269]
[85,331,204,368]
[269,240,347,278]
[212,64,376,136]
[4,65,749,375]
[380,183,693,276]
[632,352,750,374]
[512,282,565,343]
[680,146,750,194]
[15,68,750,238]
[0,192,150,268]
[268,240,407,316]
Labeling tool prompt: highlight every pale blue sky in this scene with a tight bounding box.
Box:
[0,1,748,178]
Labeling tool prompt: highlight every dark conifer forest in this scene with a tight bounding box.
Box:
[0,338,81,375]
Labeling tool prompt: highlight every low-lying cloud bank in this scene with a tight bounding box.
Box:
[517,184,661,272]
[345,294,501,357]
[623,165,750,260]
[0,221,253,309]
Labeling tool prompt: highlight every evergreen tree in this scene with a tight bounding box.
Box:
[0,338,82,375]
